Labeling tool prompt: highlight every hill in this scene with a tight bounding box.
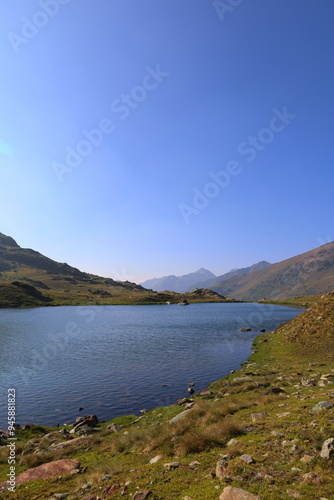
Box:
[208,242,334,300]
[0,233,230,307]
[140,267,216,292]
[189,261,272,291]
[1,293,333,499]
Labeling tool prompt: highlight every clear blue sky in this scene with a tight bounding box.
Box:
[1,0,333,282]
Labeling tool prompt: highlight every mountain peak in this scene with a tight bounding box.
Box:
[0,233,20,248]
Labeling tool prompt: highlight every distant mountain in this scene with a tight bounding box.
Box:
[140,267,216,293]
[208,242,334,300]
[187,261,271,291]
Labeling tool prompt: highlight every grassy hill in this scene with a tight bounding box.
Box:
[1,292,333,499]
[0,233,232,307]
[209,242,334,301]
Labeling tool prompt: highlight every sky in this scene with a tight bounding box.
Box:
[0,0,333,283]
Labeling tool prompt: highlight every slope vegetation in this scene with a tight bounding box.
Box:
[210,242,334,300]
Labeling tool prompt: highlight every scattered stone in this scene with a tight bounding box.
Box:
[198,388,212,396]
[50,495,69,500]
[264,474,274,484]
[264,387,285,395]
[286,489,303,498]
[163,461,181,470]
[300,454,313,463]
[102,474,111,480]
[81,482,92,490]
[271,430,285,437]
[251,412,267,422]
[276,412,290,418]
[301,378,316,386]
[216,458,228,479]
[132,491,151,500]
[74,415,98,427]
[239,454,254,464]
[310,401,333,414]
[149,455,162,464]
[227,438,239,446]
[219,486,262,499]
[320,438,334,459]
[169,410,190,424]
[188,460,200,469]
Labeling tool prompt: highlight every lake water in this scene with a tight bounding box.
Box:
[0,303,302,428]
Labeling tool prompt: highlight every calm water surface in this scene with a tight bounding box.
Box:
[0,303,302,427]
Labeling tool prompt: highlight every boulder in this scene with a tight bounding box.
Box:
[320,438,334,459]
[310,401,333,414]
[74,415,98,427]
[251,412,267,422]
[0,459,79,493]
[219,486,262,499]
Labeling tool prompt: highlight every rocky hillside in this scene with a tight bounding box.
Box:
[189,261,271,292]
[209,242,334,301]
[1,293,333,499]
[0,233,230,307]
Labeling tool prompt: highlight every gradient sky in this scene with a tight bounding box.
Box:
[0,0,333,283]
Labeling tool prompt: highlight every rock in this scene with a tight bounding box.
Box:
[216,458,228,479]
[50,436,86,450]
[74,415,98,427]
[239,327,252,332]
[286,489,303,498]
[102,484,122,496]
[187,387,194,394]
[132,492,151,500]
[271,431,285,437]
[251,412,267,422]
[0,459,79,493]
[260,329,266,332]
[81,482,92,490]
[188,460,200,468]
[169,410,190,424]
[198,388,212,396]
[310,401,333,414]
[264,387,285,395]
[227,438,239,446]
[50,495,69,500]
[149,454,162,464]
[219,486,262,499]
[163,461,181,470]
[300,454,313,463]
[320,438,334,459]
[239,454,254,464]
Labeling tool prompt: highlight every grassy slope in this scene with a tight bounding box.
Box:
[1,292,333,499]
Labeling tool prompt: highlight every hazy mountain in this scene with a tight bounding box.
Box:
[140,267,216,293]
[209,242,334,300]
[187,261,271,291]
